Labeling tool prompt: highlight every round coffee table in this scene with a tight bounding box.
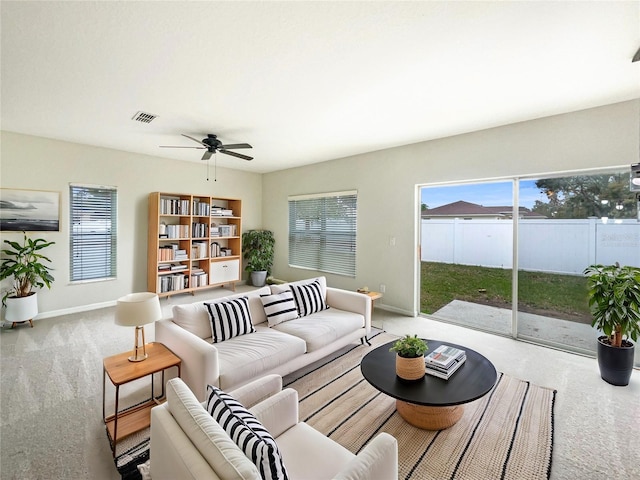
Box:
[361,339,497,430]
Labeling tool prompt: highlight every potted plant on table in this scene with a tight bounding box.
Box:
[584,263,640,386]
[242,229,275,287]
[390,334,428,381]
[0,232,55,328]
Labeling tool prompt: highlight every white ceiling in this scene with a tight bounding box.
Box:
[2,1,639,174]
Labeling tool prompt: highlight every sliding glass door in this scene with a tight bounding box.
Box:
[516,173,639,365]
[421,170,639,366]
[420,180,514,337]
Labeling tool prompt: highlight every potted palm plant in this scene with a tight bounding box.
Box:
[584,263,640,386]
[1,232,55,327]
[241,230,275,287]
[390,334,428,381]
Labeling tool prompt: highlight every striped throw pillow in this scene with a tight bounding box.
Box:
[290,279,329,317]
[205,297,256,343]
[260,291,299,327]
[206,385,289,480]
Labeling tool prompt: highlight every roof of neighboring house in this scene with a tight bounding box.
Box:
[422,200,546,218]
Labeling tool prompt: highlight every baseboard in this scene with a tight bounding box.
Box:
[374,302,415,317]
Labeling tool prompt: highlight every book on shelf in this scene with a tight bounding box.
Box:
[159,273,188,293]
[158,244,180,261]
[192,199,210,216]
[425,344,466,370]
[190,266,208,288]
[425,356,466,380]
[173,249,188,261]
[165,224,190,239]
[160,197,190,215]
[191,241,209,259]
[218,224,237,237]
[211,205,233,216]
[210,241,220,257]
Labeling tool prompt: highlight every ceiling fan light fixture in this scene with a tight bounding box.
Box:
[160,133,253,161]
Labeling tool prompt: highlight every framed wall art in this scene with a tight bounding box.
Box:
[0,188,60,232]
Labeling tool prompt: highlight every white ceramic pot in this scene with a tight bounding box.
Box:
[250,271,268,287]
[4,292,38,322]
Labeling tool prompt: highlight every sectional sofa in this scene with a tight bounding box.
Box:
[155,277,372,400]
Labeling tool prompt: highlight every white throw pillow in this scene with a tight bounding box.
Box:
[205,296,256,343]
[260,291,299,327]
[173,299,229,339]
[206,385,288,480]
[290,279,329,317]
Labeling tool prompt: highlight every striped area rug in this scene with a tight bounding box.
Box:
[284,332,556,480]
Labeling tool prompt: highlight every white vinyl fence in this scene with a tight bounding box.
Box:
[421,218,640,275]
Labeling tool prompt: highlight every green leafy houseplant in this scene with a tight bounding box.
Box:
[242,230,275,274]
[390,334,429,358]
[1,232,55,305]
[584,263,640,348]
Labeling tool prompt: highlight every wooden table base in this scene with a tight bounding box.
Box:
[396,400,464,430]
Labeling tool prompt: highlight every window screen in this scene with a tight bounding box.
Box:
[69,184,117,282]
[288,190,357,277]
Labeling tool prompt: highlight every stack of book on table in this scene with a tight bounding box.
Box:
[424,344,466,379]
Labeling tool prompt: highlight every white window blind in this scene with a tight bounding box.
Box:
[288,190,357,277]
[69,184,117,282]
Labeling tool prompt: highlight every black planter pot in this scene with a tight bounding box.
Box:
[596,336,635,386]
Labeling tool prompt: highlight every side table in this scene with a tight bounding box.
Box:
[103,342,181,456]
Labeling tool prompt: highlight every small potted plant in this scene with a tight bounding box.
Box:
[584,263,640,386]
[1,232,55,327]
[390,334,429,381]
[241,229,275,287]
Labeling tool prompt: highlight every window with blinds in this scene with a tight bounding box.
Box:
[69,184,117,282]
[288,190,357,277]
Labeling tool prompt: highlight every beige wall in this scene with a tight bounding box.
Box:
[263,99,640,315]
[2,100,638,317]
[0,131,263,316]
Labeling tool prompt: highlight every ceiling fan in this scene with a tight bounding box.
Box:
[160,134,253,161]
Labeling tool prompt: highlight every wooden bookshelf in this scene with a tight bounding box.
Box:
[147,192,242,297]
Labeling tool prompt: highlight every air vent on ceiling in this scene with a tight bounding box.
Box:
[131,111,157,123]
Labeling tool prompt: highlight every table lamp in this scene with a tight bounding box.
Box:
[115,292,162,362]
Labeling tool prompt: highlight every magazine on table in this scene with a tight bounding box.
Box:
[424,344,466,370]
[425,356,466,379]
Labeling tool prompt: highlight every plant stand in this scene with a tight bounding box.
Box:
[11,319,34,328]
[4,293,38,329]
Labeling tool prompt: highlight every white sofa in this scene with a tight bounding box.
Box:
[156,277,372,400]
[150,375,398,480]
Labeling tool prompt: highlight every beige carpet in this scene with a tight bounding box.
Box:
[284,332,556,480]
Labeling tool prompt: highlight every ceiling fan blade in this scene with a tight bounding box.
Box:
[201,150,214,161]
[220,149,253,161]
[220,143,252,150]
[181,134,208,146]
[159,145,205,149]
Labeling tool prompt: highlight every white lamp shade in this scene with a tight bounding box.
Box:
[115,292,162,327]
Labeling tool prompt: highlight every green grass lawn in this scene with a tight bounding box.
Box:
[420,262,592,323]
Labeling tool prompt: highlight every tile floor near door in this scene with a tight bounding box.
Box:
[372,309,640,480]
